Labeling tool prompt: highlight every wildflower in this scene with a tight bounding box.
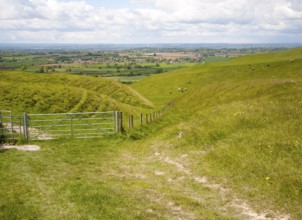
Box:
[294,141,299,148]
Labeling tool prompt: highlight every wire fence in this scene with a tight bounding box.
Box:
[0,100,174,142]
[0,110,22,143]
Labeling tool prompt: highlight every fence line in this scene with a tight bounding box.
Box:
[122,99,175,131]
[0,100,175,141]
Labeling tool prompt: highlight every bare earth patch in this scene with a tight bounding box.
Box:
[151,141,290,220]
[0,145,41,151]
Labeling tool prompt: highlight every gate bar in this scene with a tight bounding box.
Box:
[23,113,29,141]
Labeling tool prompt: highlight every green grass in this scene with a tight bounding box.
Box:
[105,75,148,84]
[0,138,236,219]
[204,56,230,62]
[2,61,194,80]
[0,72,153,115]
[0,48,301,219]
[132,48,302,219]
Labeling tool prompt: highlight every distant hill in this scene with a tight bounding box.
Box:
[0,43,301,50]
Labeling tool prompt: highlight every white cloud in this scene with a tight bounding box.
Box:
[0,0,301,43]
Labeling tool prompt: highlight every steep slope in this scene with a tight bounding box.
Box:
[0,72,153,114]
[132,48,302,107]
[133,48,302,219]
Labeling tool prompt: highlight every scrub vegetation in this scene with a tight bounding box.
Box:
[0,48,301,219]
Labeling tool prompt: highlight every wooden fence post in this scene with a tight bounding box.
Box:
[140,113,143,125]
[119,112,123,133]
[128,115,134,129]
[70,114,74,138]
[146,114,149,124]
[115,111,119,133]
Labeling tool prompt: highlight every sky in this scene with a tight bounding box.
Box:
[0,0,302,44]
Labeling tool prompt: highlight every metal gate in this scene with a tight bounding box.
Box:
[0,110,22,142]
[23,111,119,140]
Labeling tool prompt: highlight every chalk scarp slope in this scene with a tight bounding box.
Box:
[0,72,153,114]
[133,48,302,219]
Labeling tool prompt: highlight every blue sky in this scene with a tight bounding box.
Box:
[0,0,301,44]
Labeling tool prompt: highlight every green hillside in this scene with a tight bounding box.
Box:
[132,48,302,107]
[0,72,153,114]
[0,48,301,219]
[132,48,302,218]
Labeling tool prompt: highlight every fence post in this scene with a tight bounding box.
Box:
[140,113,143,126]
[0,111,2,125]
[119,112,123,133]
[146,114,149,124]
[19,116,22,138]
[131,115,134,128]
[128,115,134,129]
[115,111,119,133]
[70,114,73,137]
[9,111,14,140]
[23,113,29,141]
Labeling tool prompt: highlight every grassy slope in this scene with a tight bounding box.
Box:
[0,48,301,219]
[0,72,153,115]
[132,48,302,218]
[132,48,302,106]
[0,138,236,220]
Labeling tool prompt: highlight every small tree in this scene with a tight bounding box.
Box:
[21,65,27,71]
[39,67,44,73]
